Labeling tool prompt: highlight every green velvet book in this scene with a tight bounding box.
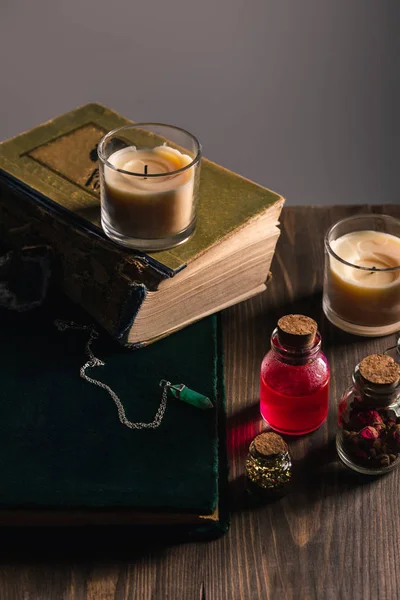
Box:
[0,104,284,347]
[0,295,228,536]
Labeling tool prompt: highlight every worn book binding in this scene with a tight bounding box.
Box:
[0,295,228,536]
[0,104,284,346]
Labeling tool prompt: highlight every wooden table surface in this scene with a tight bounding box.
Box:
[1,204,399,600]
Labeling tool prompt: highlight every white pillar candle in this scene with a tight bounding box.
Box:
[103,145,195,239]
[328,230,400,330]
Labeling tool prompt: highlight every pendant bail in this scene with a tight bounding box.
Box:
[164,382,213,410]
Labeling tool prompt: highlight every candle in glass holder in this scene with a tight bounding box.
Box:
[98,124,201,251]
[103,145,194,239]
[325,228,400,335]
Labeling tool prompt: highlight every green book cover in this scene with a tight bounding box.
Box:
[0,104,283,346]
[0,293,228,535]
[0,103,283,272]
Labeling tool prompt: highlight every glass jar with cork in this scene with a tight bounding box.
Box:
[336,354,400,475]
[260,314,330,435]
[246,432,292,498]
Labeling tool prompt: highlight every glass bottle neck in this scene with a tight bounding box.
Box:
[270,328,322,365]
[353,366,400,406]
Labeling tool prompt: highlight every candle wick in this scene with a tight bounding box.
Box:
[144,164,148,177]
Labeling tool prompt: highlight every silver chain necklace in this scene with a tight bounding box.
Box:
[54,320,170,430]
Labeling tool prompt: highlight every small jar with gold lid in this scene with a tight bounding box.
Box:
[246,432,292,496]
[337,354,400,475]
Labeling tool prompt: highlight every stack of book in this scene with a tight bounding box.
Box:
[0,105,283,534]
[0,104,284,346]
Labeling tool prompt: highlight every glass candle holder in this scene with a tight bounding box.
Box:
[323,214,400,336]
[97,124,202,251]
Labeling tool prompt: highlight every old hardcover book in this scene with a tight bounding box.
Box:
[0,294,228,536]
[0,104,284,346]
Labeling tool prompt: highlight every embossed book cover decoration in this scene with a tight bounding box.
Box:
[0,104,284,346]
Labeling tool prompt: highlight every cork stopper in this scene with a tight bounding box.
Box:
[252,432,288,458]
[277,314,317,348]
[359,354,400,387]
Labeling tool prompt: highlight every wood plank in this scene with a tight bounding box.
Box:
[0,204,398,600]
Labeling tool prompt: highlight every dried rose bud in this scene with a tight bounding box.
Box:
[380,454,391,468]
[373,439,382,452]
[359,426,379,442]
[355,410,383,428]
[374,423,385,434]
[371,413,385,432]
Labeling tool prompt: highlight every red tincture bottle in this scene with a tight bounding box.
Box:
[260,315,330,435]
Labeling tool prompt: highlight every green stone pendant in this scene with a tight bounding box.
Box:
[168,383,213,410]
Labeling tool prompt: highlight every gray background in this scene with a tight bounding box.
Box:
[1,0,398,206]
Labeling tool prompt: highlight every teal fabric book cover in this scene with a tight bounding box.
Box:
[0,294,228,536]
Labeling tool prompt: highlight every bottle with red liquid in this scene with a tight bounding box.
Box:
[260,314,330,435]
